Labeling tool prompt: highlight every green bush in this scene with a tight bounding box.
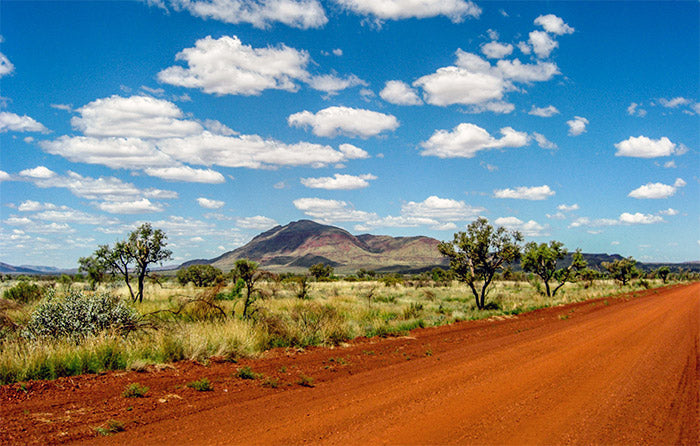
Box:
[3,281,44,304]
[122,383,149,398]
[187,378,212,391]
[23,289,139,340]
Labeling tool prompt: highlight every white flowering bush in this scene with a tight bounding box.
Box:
[23,289,139,340]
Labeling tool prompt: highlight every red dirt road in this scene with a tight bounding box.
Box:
[2,283,698,445]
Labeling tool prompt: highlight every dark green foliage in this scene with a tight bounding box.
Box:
[602,257,640,286]
[309,263,334,280]
[216,278,245,300]
[655,266,670,283]
[521,242,587,297]
[187,378,213,391]
[177,264,223,287]
[231,259,269,318]
[236,366,259,380]
[439,217,523,310]
[23,289,139,340]
[3,281,44,304]
[122,383,149,398]
[81,223,172,303]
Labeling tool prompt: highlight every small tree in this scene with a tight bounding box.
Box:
[78,254,108,290]
[232,259,267,318]
[177,264,223,287]
[309,263,334,280]
[82,223,172,303]
[521,242,587,297]
[438,217,523,310]
[655,266,671,284]
[602,257,639,286]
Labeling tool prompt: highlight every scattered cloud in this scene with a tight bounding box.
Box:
[50,103,73,112]
[420,123,528,158]
[628,178,685,199]
[627,102,646,117]
[413,50,559,108]
[528,105,559,117]
[149,0,328,29]
[379,80,423,105]
[0,170,10,181]
[532,132,557,150]
[566,116,588,136]
[570,212,664,228]
[494,185,555,200]
[0,112,49,133]
[95,198,163,214]
[288,106,399,138]
[19,165,56,179]
[663,160,676,168]
[658,97,691,108]
[528,30,558,58]
[196,197,225,209]
[307,73,367,95]
[332,48,343,56]
[658,208,678,216]
[534,14,574,35]
[557,203,579,212]
[236,215,278,230]
[333,0,481,24]
[293,197,376,223]
[158,35,311,96]
[301,173,377,190]
[618,212,664,225]
[614,135,682,158]
[143,166,225,183]
[0,51,14,77]
[72,95,203,138]
[401,196,483,221]
[494,216,548,236]
[481,41,513,59]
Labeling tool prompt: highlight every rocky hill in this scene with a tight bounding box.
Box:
[201,220,448,273]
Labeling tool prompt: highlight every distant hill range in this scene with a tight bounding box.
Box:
[182,219,449,274]
[3,220,699,275]
[179,220,700,274]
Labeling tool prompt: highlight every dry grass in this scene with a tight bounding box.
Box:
[0,277,669,385]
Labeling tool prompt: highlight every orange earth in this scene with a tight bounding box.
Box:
[1,283,697,445]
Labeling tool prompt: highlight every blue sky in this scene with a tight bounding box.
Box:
[0,0,698,268]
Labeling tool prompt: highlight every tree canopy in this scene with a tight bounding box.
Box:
[521,241,587,297]
[438,217,522,310]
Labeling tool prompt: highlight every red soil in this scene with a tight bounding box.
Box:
[1,283,697,445]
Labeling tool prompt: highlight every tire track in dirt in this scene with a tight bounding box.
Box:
[92,283,699,445]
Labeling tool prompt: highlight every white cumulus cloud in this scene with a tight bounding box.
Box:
[158,35,311,96]
[628,178,685,199]
[532,132,557,150]
[618,212,664,225]
[494,216,548,236]
[481,41,513,59]
[236,216,278,230]
[420,123,528,159]
[379,80,423,105]
[528,30,558,58]
[557,203,579,212]
[534,14,574,35]
[151,0,328,29]
[0,112,49,133]
[333,0,481,24]
[293,197,376,223]
[288,106,399,138]
[144,166,225,183]
[494,185,555,200]
[196,197,225,209]
[566,116,588,136]
[401,196,483,221]
[614,135,680,158]
[528,105,559,117]
[307,73,367,95]
[301,173,377,190]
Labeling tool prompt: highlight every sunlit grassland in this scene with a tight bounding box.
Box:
[0,278,667,385]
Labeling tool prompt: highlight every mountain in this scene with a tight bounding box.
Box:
[205,220,448,273]
[0,262,43,274]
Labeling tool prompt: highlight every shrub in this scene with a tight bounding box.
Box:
[3,281,44,304]
[236,366,259,380]
[177,264,223,287]
[187,378,212,391]
[23,289,139,341]
[122,383,149,398]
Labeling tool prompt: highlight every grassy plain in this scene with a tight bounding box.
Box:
[0,277,667,385]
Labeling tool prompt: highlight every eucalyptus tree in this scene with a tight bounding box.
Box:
[438,217,523,310]
[521,242,587,297]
